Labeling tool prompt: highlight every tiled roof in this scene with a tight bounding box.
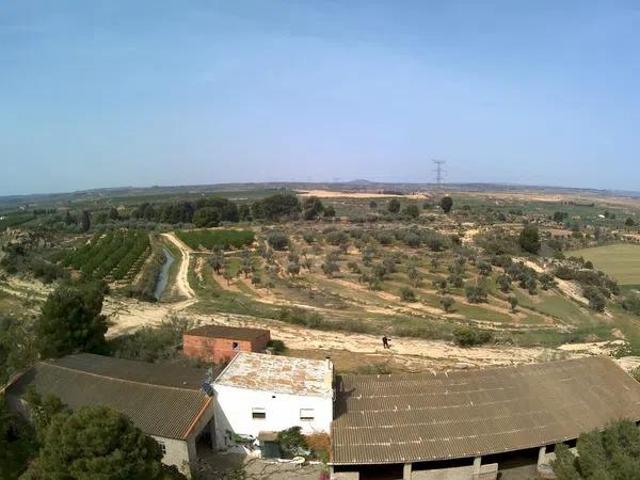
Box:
[214,352,333,397]
[5,354,212,440]
[185,324,270,341]
[331,357,640,465]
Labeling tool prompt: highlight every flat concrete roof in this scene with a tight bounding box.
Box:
[331,357,640,465]
[214,352,333,397]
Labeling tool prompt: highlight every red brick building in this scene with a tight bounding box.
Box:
[183,325,271,363]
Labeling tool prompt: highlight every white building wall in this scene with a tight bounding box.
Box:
[213,383,332,451]
[151,401,215,479]
[152,436,191,478]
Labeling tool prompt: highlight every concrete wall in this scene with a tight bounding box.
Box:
[153,436,191,478]
[331,472,360,480]
[412,464,497,480]
[183,332,270,363]
[152,401,215,478]
[213,383,332,453]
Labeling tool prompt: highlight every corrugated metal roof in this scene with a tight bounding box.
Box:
[48,353,212,389]
[185,325,270,341]
[5,354,212,440]
[214,352,333,397]
[331,357,640,465]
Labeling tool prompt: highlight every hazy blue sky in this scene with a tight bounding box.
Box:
[1,1,639,195]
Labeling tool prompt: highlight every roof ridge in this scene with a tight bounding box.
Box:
[42,361,204,394]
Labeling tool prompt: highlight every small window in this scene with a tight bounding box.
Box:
[158,441,167,456]
[300,408,315,421]
[252,407,266,419]
[232,342,240,351]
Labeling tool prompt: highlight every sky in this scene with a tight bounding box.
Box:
[1,1,639,195]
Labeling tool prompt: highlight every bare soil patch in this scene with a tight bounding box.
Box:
[296,189,428,199]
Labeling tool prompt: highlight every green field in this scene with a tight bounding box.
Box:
[176,229,255,250]
[63,230,150,281]
[572,244,640,285]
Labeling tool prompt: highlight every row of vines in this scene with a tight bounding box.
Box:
[63,230,150,281]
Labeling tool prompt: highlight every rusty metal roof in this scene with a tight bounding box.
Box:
[214,352,333,397]
[331,357,640,465]
[5,354,212,440]
[185,324,270,341]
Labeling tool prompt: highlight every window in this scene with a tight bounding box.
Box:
[300,408,315,421]
[252,407,266,419]
[232,341,240,351]
[158,441,167,456]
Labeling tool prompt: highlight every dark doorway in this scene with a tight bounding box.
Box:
[359,463,404,480]
[483,446,539,470]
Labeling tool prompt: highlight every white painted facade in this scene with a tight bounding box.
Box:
[152,401,216,478]
[211,352,334,455]
[213,383,333,452]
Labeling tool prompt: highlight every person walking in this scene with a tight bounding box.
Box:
[382,336,390,349]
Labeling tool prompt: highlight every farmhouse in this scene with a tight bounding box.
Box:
[183,324,271,363]
[3,354,215,478]
[212,352,333,456]
[330,357,640,480]
[5,351,640,479]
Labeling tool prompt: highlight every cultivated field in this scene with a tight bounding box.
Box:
[63,230,150,282]
[572,244,640,286]
[3,183,640,372]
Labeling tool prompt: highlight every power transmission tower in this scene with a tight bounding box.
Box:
[432,159,446,195]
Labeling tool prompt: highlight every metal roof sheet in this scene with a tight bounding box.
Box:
[5,354,212,440]
[331,357,640,465]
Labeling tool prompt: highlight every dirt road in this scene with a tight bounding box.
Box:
[104,296,196,336]
[108,304,616,368]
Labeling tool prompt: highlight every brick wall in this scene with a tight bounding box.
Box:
[183,331,270,363]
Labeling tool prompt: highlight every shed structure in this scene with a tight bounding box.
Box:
[331,356,640,480]
[183,324,271,363]
[4,353,215,478]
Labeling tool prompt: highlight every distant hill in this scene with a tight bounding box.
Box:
[1,181,639,211]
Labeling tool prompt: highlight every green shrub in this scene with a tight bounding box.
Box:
[266,231,289,251]
[109,315,197,362]
[453,326,493,347]
[622,293,640,316]
[519,224,541,254]
[440,296,455,312]
[277,427,308,459]
[399,287,416,302]
[325,231,349,246]
[266,339,286,354]
[583,286,606,312]
[465,284,488,303]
